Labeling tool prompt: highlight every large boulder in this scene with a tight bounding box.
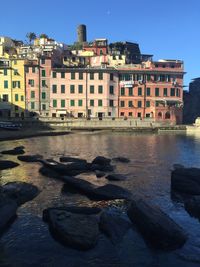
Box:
[127,199,187,250]
[0,160,19,170]
[112,157,130,163]
[99,211,131,244]
[171,168,200,195]
[2,182,39,206]
[105,173,127,181]
[41,160,90,176]
[1,146,25,155]
[43,208,99,250]
[0,195,18,235]
[60,156,87,164]
[184,196,200,219]
[62,176,132,201]
[95,170,106,178]
[17,154,43,163]
[92,156,111,165]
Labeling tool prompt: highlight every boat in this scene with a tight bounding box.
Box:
[0,121,22,131]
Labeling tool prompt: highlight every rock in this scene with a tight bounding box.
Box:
[39,166,62,180]
[92,156,111,165]
[43,206,102,222]
[90,163,114,172]
[112,157,130,163]
[17,154,43,162]
[0,160,19,170]
[60,156,87,164]
[1,146,25,155]
[99,211,131,244]
[173,164,185,170]
[0,195,18,235]
[62,176,132,201]
[105,173,127,181]
[95,170,105,178]
[41,160,90,176]
[43,209,99,250]
[2,182,40,206]
[184,196,200,219]
[127,199,187,250]
[171,167,200,195]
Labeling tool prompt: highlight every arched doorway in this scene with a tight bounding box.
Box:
[158,112,162,119]
[165,111,171,119]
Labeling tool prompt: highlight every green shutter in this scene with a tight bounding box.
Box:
[61,100,65,107]
[4,80,8,88]
[78,100,83,106]
[78,85,83,93]
[53,99,57,107]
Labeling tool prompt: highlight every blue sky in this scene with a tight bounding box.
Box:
[1,0,200,89]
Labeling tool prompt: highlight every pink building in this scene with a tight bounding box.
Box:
[49,68,118,118]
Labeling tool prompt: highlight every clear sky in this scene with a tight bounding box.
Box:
[1,0,200,89]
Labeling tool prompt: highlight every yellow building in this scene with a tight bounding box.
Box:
[0,55,27,118]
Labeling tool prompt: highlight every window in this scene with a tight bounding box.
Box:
[98,85,103,94]
[41,70,46,77]
[100,49,103,55]
[42,92,46,99]
[98,73,103,80]
[15,94,18,101]
[78,100,83,106]
[120,101,125,107]
[70,85,75,94]
[128,101,133,107]
[32,67,36,73]
[155,88,159,97]
[90,85,94,94]
[31,102,35,109]
[4,80,8,89]
[160,75,165,82]
[121,87,125,96]
[53,99,57,108]
[146,74,151,81]
[79,72,83,80]
[170,88,175,96]
[61,72,65,78]
[109,85,114,94]
[110,73,114,80]
[146,101,150,107]
[12,81,20,88]
[137,112,141,118]
[28,79,34,87]
[146,87,151,96]
[70,100,75,106]
[61,100,65,108]
[61,85,65,94]
[138,101,142,108]
[90,99,94,106]
[75,84,82,94]
[31,91,35,98]
[14,60,17,65]
[42,104,46,110]
[4,69,7,76]
[98,100,103,107]
[71,72,75,80]
[41,59,45,64]
[42,80,46,87]
[14,69,18,75]
[52,72,56,78]
[109,100,114,107]
[176,88,180,97]
[138,87,142,96]
[21,95,24,101]
[129,88,133,96]
[167,75,171,82]
[163,88,168,96]
[90,73,94,80]
[154,75,157,81]
[129,112,133,116]
[52,85,57,93]
[2,94,8,102]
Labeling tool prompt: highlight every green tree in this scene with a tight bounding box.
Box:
[26,32,36,44]
[39,33,48,39]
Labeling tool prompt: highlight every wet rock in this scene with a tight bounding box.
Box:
[105,173,127,181]
[2,182,40,206]
[90,163,114,172]
[95,170,105,178]
[127,199,187,250]
[0,160,19,170]
[41,160,90,176]
[0,195,18,235]
[112,157,130,163]
[39,166,62,180]
[62,176,132,201]
[43,206,102,222]
[1,146,25,155]
[60,156,87,164]
[99,211,131,244]
[17,154,43,163]
[44,209,99,250]
[171,167,200,195]
[92,156,111,165]
[184,196,200,219]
